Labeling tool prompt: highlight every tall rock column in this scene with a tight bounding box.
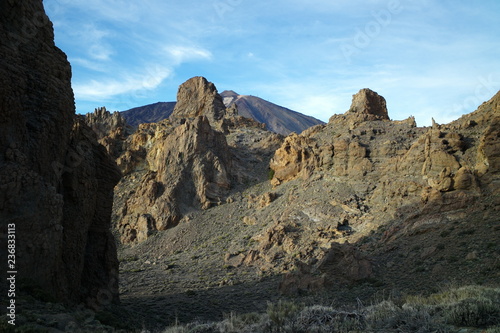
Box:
[0,0,120,304]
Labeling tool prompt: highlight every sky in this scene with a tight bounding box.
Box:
[43,0,500,126]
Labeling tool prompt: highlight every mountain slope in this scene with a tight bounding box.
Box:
[121,102,176,127]
[119,91,324,135]
[220,90,325,135]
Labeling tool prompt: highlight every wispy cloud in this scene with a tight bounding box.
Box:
[165,45,213,65]
[73,66,172,100]
[45,0,500,120]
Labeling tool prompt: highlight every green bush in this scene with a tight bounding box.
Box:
[268,168,275,180]
[292,305,365,333]
[444,297,500,327]
[267,300,303,329]
[366,302,435,332]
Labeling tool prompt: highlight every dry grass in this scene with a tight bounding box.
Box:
[158,285,500,333]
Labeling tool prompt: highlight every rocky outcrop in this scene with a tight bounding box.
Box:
[477,116,500,177]
[170,76,226,123]
[85,107,127,140]
[108,77,284,244]
[244,88,500,285]
[115,116,232,243]
[279,243,372,294]
[328,88,391,130]
[346,88,389,121]
[270,89,398,186]
[84,107,131,159]
[0,0,120,304]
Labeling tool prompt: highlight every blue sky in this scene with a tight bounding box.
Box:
[44,0,500,126]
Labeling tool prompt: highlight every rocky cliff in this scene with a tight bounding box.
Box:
[115,116,232,243]
[170,76,227,124]
[0,0,120,304]
[109,77,282,244]
[85,85,499,328]
[252,88,500,291]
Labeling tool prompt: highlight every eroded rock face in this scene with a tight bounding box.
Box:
[257,88,500,286]
[85,107,127,140]
[477,116,500,176]
[170,76,226,123]
[84,107,131,159]
[0,0,120,304]
[279,243,372,294]
[347,88,389,120]
[108,77,283,244]
[328,88,390,129]
[116,116,232,243]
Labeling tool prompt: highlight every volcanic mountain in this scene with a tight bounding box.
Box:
[121,102,176,127]
[120,91,324,135]
[220,90,324,135]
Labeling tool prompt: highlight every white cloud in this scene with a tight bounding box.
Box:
[165,45,213,65]
[69,58,108,73]
[44,0,500,121]
[73,66,172,100]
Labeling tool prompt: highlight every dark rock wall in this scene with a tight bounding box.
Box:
[0,0,120,304]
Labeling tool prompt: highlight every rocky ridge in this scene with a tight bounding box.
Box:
[79,83,500,329]
[0,0,120,305]
[106,87,499,330]
[118,88,324,136]
[98,77,283,244]
[121,102,176,127]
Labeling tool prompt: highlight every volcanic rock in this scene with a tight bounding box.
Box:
[347,88,389,120]
[84,107,132,158]
[221,90,325,135]
[0,0,120,304]
[115,116,232,243]
[170,76,226,123]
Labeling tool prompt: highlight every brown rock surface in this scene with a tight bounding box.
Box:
[84,106,132,159]
[108,77,283,244]
[109,89,499,329]
[258,88,500,285]
[115,116,232,243]
[0,0,120,304]
[346,88,389,120]
[170,76,226,123]
[279,243,372,294]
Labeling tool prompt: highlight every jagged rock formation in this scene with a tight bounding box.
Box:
[220,90,325,135]
[85,107,127,140]
[118,89,324,136]
[108,77,283,244]
[108,89,499,328]
[117,116,232,243]
[247,88,500,292]
[270,88,403,186]
[170,76,227,124]
[0,0,120,304]
[84,107,132,158]
[345,88,389,121]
